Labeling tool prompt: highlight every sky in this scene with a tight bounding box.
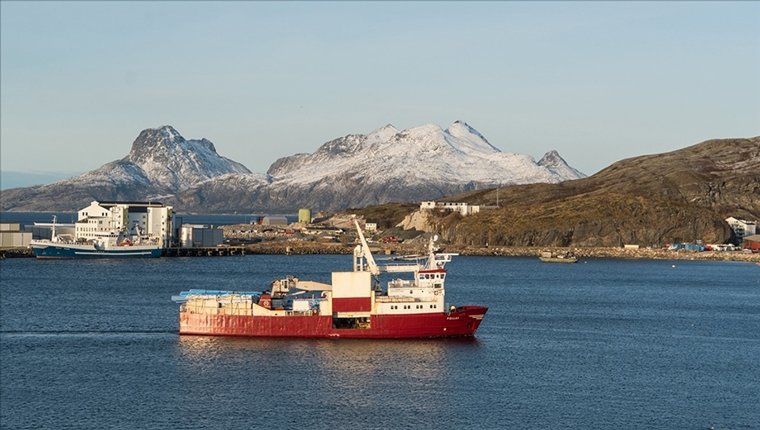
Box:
[1,1,759,188]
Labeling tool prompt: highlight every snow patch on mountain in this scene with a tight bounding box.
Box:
[1,122,587,212]
[538,150,585,179]
[444,120,500,154]
[52,160,152,188]
[367,124,400,143]
[22,126,254,198]
[268,121,585,188]
[126,126,251,190]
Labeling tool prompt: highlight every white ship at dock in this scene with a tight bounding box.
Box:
[30,216,162,258]
[29,201,173,259]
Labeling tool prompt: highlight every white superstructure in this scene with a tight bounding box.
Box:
[75,201,174,247]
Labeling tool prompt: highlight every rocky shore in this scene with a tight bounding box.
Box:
[451,245,760,263]
[4,243,756,263]
[244,242,760,263]
[0,248,34,259]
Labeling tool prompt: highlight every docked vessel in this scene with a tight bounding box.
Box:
[30,217,161,259]
[539,250,577,263]
[30,238,162,259]
[174,220,487,338]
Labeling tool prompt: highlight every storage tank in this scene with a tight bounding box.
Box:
[298,208,312,224]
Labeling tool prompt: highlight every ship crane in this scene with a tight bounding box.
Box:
[352,214,459,276]
[352,217,380,275]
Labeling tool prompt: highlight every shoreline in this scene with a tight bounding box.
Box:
[243,242,760,263]
[4,243,758,263]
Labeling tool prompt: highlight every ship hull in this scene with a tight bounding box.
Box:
[539,257,577,263]
[179,306,488,339]
[31,242,162,259]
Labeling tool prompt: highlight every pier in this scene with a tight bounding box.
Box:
[163,246,246,257]
[1,245,246,258]
[0,247,34,258]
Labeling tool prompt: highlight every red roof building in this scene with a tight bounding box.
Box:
[742,234,760,251]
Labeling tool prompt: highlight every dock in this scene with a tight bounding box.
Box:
[163,246,246,257]
[0,247,34,258]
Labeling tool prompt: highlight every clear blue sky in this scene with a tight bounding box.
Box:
[2,1,758,182]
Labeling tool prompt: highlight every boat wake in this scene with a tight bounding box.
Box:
[0,329,176,337]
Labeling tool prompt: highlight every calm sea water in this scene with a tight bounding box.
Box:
[1,256,759,429]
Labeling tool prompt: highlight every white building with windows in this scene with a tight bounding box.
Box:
[75,201,174,247]
[420,201,480,216]
[725,217,758,243]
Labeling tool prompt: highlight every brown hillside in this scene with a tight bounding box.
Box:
[416,137,760,247]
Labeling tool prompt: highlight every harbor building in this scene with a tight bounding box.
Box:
[0,223,32,248]
[75,201,175,247]
[262,216,289,226]
[179,224,224,248]
[420,201,480,216]
[743,235,760,252]
[725,217,758,244]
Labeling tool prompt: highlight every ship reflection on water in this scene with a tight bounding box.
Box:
[178,335,480,362]
[177,335,481,394]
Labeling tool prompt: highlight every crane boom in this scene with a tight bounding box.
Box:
[353,218,380,275]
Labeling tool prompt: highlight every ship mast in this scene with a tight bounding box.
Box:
[51,215,58,243]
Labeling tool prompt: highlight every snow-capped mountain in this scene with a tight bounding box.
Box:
[268,121,580,187]
[125,126,251,189]
[1,122,585,212]
[0,126,257,211]
[49,125,252,193]
[538,149,586,179]
[184,121,585,212]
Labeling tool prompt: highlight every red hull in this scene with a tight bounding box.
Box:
[179,306,488,339]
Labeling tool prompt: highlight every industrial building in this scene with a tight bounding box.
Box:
[179,224,224,248]
[420,201,480,216]
[262,216,289,226]
[0,223,32,248]
[743,234,760,252]
[725,217,758,244]
[74,201,175,247]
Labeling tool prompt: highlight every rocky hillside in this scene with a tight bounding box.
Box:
[392,137,760,247]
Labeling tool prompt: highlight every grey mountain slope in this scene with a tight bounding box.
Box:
[185,121,585,212]
[1,126,253,211]
[2,122,584,212]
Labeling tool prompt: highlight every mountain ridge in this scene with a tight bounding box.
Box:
[1,122,583,212]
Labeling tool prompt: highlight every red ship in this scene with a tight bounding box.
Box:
[173,221,487,338]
